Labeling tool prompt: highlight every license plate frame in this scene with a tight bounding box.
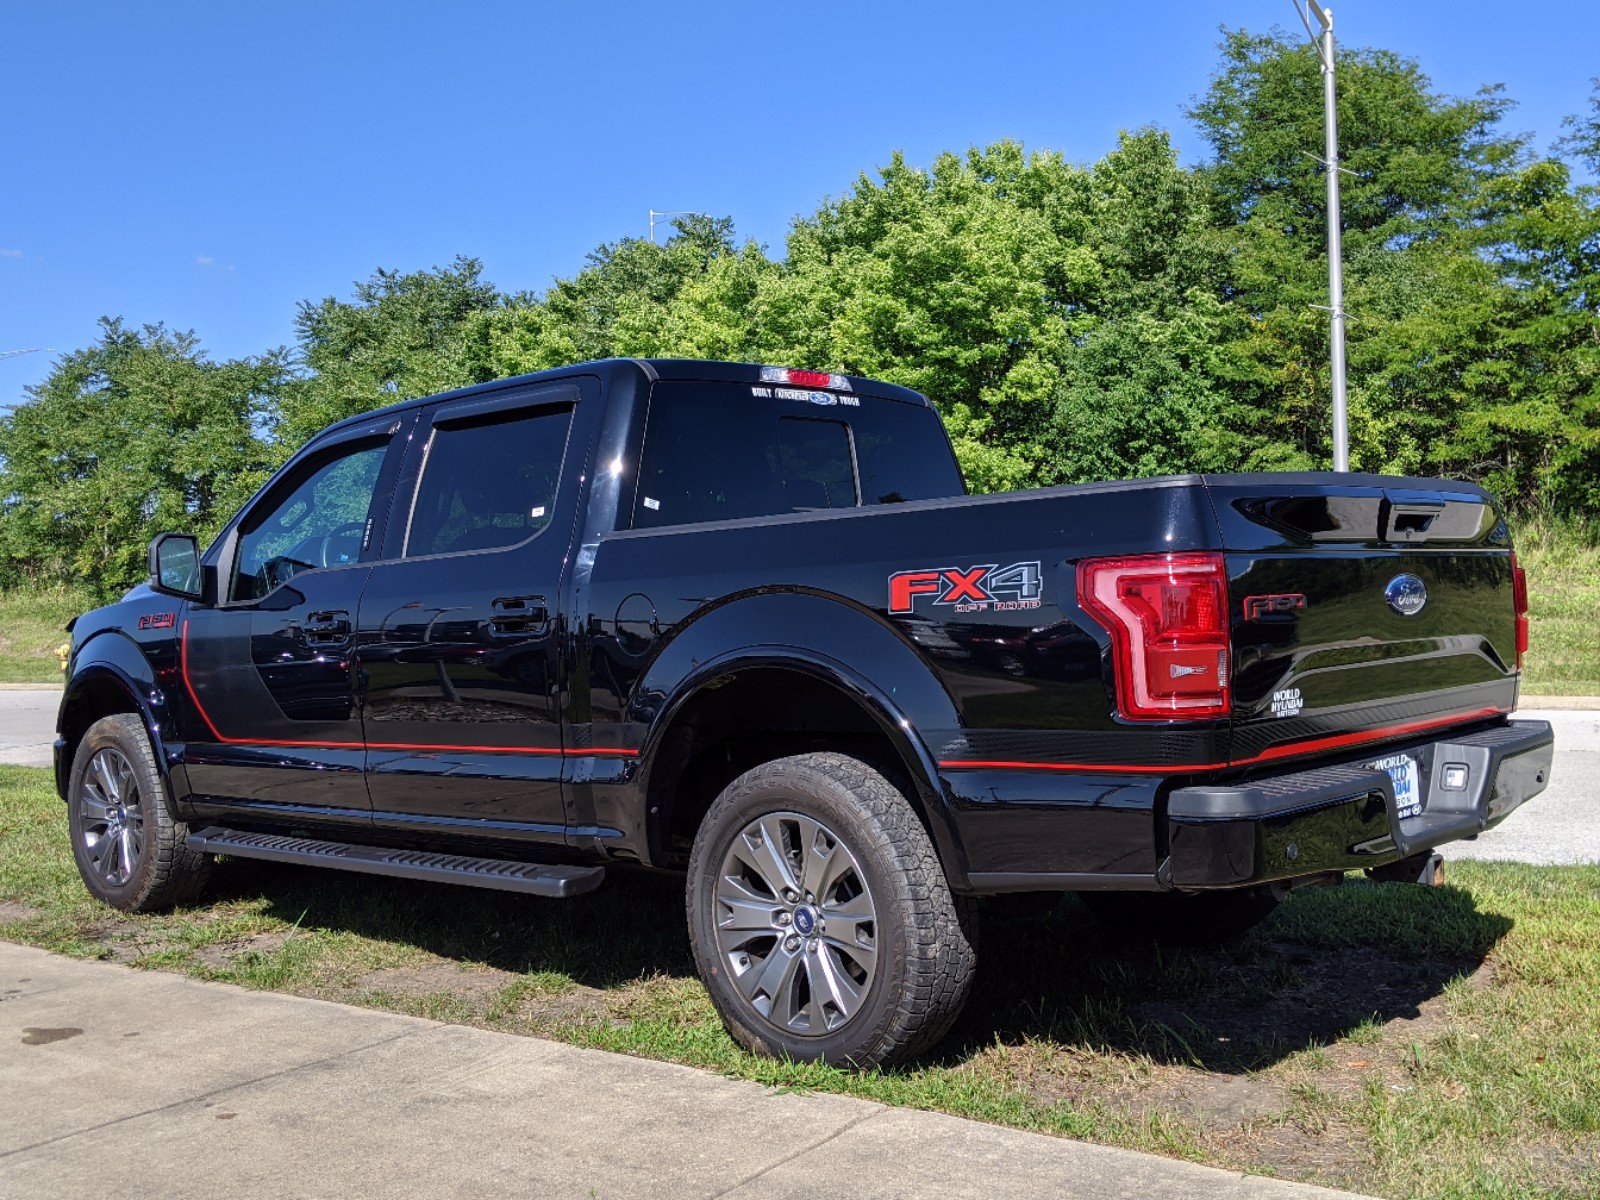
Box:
[1368,751,1423,821]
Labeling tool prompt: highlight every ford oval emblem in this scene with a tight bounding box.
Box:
[1385,573,1428,616]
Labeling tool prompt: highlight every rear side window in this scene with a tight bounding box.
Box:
[633,381,960,529]
[405,406,573,557]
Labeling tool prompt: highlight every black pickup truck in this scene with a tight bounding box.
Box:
[57,357,1553,1065]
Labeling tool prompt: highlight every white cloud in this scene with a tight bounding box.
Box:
[195,254,235,273]
[0,248,22,258]
[195,255,215,267]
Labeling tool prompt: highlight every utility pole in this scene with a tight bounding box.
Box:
[1295,0,1350,472]
[648,209,705,243]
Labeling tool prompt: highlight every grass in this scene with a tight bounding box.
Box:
[3,764,1598,1198]
[1518,520,1600,698]
[0,585,89,684]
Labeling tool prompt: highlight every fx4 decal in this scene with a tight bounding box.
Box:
[888,562,1044,615]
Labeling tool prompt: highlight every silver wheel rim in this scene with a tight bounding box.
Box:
[79,747,144,888]
[714,811,878,1036]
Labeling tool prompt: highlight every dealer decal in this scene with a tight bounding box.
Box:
[888,561,1044,614]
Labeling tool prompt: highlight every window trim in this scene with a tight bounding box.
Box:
[399,394,577,563]
[221,430,396,607]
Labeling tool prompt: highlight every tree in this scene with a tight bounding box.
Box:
[277,256,501,450]
[0,320,285,594]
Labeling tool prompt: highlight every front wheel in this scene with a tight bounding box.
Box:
[686,753,975,1067]
[1076,888,1279,945]
[67,714,212,912]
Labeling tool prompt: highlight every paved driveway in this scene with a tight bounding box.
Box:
[0,689,57,770]
[1,690,1591,863]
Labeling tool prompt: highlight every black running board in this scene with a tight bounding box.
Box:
[185,827,605,898]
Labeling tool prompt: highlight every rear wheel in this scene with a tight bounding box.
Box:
[67,714,212,912]
[1077,888,1279,945]
[686,752,975,1067]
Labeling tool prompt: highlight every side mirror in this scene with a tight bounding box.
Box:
[149,532,203,600]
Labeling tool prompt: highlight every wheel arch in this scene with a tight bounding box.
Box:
[630,591,971,887]
[58,632,175,802]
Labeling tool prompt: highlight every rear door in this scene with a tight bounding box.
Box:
[1209,475,1519,765]
[354,383,585,845]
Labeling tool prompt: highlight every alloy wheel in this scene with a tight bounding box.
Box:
[714,811,878,1036]
[79,746,144,888]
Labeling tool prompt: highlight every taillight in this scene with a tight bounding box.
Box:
[1078,552,1231,721]
[1511,551,1529,668]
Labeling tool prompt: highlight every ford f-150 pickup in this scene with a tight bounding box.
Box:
[56,357,1554,1065]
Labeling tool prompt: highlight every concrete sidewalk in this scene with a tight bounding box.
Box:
[0,943,1364,1200]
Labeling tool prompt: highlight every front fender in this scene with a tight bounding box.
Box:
[57,630,179,800]
[632,591,973,885]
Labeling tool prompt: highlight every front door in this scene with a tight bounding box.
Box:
[356,384,582,843]
[180,416,409,818]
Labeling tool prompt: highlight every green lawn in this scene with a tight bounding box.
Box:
[3,764,1597,1199]
[0,585,87,684]
[1518,523,1600,698]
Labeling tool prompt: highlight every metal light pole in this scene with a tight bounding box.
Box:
[648,209,705,243]
[1296,0,1350,472]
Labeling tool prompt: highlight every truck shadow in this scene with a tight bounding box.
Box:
[942,880,1513,1075]
[228,860,1511,1076]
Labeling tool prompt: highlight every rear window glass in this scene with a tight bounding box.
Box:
[633,381,961,529]
[406,405,573,557]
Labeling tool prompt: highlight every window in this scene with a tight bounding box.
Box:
[405,405,573,558]
[777,419,856,510]
[632,381,964,530]
[231,440,388,602]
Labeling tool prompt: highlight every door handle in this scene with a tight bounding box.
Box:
[489,596,548,638]
[304,610,352,644]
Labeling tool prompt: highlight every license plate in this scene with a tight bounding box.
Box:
[1369,752,1423,820]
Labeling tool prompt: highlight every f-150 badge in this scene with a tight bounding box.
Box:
[889,562,1044,614]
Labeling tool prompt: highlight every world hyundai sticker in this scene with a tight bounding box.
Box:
[888,561,1044,614]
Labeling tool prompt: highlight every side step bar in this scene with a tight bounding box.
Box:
[185,827,605,898]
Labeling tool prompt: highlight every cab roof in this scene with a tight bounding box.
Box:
[320,358,930,441]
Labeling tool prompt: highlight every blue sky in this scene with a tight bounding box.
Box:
[3,1,1597,402]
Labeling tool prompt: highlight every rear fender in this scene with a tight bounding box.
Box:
[632,591,972,884]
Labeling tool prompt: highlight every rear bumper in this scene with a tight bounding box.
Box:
[1166,719,1554,888]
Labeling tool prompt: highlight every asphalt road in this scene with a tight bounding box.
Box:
[0,689,1591,864]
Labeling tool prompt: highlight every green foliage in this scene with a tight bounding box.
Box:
[5,35,1600,597]
[0,320,285,596]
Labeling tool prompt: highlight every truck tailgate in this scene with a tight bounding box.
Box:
[1205,474,1520,765]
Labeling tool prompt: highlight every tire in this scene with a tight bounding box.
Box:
[686,752,976,1067]
[1077,888,1279,946]
[67,713,213,912]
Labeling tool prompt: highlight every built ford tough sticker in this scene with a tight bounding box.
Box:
[888,562,1044,614]
[751,385,860,407]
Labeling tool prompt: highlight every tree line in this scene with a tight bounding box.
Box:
[4,29,1598,597]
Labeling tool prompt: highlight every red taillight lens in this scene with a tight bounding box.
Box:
[1511,551,1529,668]
[1078,552,1231,720]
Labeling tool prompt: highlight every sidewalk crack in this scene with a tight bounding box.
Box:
[707,1106,882,1199]
[1,1027,421,1159]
